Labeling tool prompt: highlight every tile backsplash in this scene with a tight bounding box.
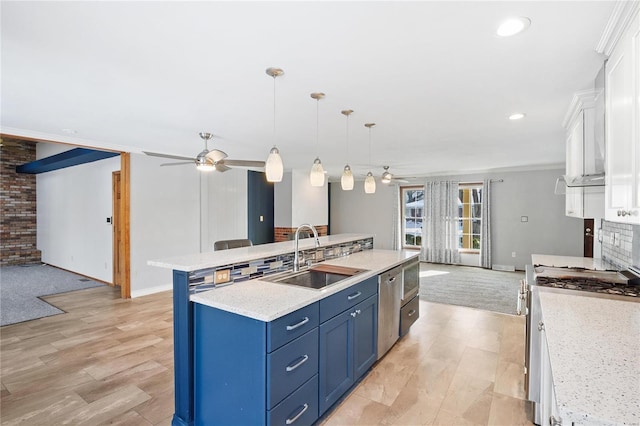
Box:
[189,237,374,294]
[601,220,639,269]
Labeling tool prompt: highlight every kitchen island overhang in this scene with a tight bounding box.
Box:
[149,233,419,426]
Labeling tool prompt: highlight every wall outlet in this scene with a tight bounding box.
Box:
[614,232,620,247]
[215,269,231,284]
[512,251,516,258]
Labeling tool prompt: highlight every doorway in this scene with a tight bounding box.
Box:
[584,218,594,258]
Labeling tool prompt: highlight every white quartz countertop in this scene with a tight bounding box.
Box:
[532,254,618,271]
[539,289,640,425]
[148,233,373,272]
[190,249,419,321]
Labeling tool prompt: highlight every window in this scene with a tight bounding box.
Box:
[401,186,424,249]
[458,184,483,251]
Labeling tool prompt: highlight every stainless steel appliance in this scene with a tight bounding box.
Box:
[400,258,420,336]
[377,265,402,359]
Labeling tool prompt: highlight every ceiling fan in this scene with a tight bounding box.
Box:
[143,132,265,172]
[380,166,409,184]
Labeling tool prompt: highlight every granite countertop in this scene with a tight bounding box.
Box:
[190,249,419,321]
[148,233,373,272]
[531,254,618,271]
[539,289,640,425]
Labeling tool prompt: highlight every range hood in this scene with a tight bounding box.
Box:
[555,173,605,195]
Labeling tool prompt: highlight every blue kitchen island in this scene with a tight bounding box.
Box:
[149,234,418,426]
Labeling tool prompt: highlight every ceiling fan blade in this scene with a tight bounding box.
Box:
[214,164,232,172]
[160,161,194,167]
[205,149,228,162]
[221,159,266,168]
[143,151,195,161]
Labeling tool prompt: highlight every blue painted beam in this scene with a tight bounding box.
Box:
[16,148,120,174]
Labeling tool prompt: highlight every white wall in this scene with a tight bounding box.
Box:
[130,154,249,297]
[275,170,328,227]
[330,180,396,250]
[330,168,584,270]
[36,144,120,282]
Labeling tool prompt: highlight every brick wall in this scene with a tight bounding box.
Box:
[274,225,328,242]
[0,136,42,265]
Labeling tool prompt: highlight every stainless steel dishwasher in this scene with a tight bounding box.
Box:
[377,265,402,359]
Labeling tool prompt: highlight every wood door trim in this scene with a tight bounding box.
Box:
[120,153,131,298]
[112,171,121,287]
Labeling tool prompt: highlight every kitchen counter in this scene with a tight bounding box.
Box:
[532,254,618,271]
[148,233,373,272]
[539,289,640,425]
[191,249,419,321]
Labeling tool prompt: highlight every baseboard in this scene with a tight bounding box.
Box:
[492,264,516,272]
[130,282,172,298]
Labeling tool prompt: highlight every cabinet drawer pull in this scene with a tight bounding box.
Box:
[388,276,397,283]
[286,403,309,424]
[351,312,357,318]
[285,354,309,372]
[407,309,416,317]
[347,291,362,300]
[538,321,544,332]
[286,317,309,331]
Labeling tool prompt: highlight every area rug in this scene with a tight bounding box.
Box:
[419,262,524,315]
[0,264,104,326]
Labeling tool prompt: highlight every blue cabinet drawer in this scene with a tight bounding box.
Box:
[267,375,318,426]
[320,276,377,323]
[267,328,318,409]
[267,302,319,352]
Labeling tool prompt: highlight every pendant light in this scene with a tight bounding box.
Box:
[341,109,354,190]
[309,92,325,187]
[364,123,376,194]
[265,67,284,182]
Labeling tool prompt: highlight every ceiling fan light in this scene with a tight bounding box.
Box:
[364,172,376,194]
[381,171,392,184]
[196,161,215,172]
[341,165,354,190]
[310,157,325,187]
[266,146,283,182]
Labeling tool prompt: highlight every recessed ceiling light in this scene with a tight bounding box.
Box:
[509,113,526,120]
[497,17,531,37]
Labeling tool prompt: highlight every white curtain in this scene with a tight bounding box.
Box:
[391,185,401,250]
[480,179,492,268]
[421,180,460,264]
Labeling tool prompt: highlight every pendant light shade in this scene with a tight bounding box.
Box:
[310,92,325,187]
[341,109,354,191]
[266,146,283,182]
[341,165,354,190]
[364,122,376,194]
[364,171,376,193]
[310,157,324,186]
[265,67,284,183]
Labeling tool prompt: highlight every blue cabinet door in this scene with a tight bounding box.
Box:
[353,295,378,381]
[318,309,353,415]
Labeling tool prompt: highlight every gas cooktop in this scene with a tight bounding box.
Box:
[534,266,639,298]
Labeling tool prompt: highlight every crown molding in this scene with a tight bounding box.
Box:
[562,89,597,129]
[596,1,640,55]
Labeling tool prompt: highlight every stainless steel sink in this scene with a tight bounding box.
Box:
[266,265,368,290]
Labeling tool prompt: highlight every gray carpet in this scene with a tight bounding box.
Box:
[0,264,104,326]
[419,262,524,315]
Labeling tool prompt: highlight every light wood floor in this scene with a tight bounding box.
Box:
[1,285,533,425]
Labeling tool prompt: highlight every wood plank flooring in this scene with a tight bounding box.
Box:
[1,285,533,425]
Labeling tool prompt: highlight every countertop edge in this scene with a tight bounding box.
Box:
[190,250,420,321]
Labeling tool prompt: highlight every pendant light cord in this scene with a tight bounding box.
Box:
[272,76,276,147]
[316,98,319,156]
[346,114,349,163]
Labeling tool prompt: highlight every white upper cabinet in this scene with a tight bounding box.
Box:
[604,8,640,224]
[562,90,604,219]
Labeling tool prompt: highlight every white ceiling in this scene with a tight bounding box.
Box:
[1,1,614,180]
